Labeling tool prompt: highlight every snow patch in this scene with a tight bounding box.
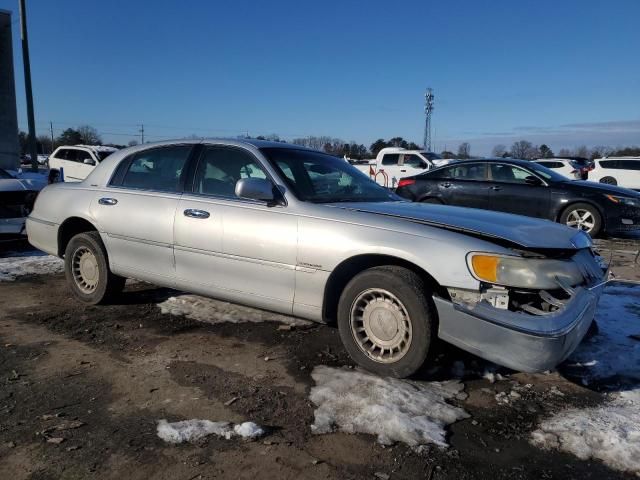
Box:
[531,388,640,475]
[158,294,310,326]
[565,284,640,384]
[157,419,264,444]
[0,252,63,281]
[309,366,469,447]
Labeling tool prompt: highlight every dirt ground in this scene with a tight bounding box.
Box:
[0,237,638,480]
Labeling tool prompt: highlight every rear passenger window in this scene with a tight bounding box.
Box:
[120,146,192,192]
[620,160,640,170]
[192,147,267,198]
[381,154,399,166]
[432,163,486,180]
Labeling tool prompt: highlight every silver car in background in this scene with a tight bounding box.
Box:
[27,139,606,377]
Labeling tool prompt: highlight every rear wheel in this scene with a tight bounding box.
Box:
[64,232,125,304]
[600,176,617,185]
[560,203,602,237]
[337,266,435,378]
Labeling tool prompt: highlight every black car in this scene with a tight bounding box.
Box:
[395,159,640,237]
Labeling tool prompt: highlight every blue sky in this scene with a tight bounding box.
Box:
[3,0,639,154]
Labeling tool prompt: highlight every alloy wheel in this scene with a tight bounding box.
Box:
[565,209,596,233]
[71,246,100,294]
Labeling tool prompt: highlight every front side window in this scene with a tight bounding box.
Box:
[262,148,397,203]
[600,160,618,169]
[402,154,426,168]
[489,164,533,183]
[620,160,640,171]
[76,150,93,163]
[121,145,191,192]
[192,147,268,198]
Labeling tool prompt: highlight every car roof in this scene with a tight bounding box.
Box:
[430,158,535,168]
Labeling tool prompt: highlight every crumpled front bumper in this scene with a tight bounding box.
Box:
[434,279,606,373]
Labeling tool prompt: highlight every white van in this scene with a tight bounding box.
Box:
[49,145,118,182]
[590,157,640,190]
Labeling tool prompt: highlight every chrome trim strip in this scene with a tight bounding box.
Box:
[173,244,295,270]
[106,233,172,249]
[27,216,58,227]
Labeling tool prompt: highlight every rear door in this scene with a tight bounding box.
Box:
[91,144,194,283]
[487,163,551,218]
[428,162,489,209]
[618,160,640,189]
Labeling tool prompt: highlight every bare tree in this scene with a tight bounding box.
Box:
[491,144,508,158]
[457,142,471,159]
[557,148,572,157]
[573,145,590,158]
[589,145,614,159]
[510,140,536,160]
[77,125,102,145]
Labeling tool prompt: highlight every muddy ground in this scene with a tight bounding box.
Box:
[0,237,638,480]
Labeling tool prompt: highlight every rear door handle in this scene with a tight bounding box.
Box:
[400,169,407,172]
[490,186,502,191]
[440,182,452,188]
[98,197,118,206]
[184,208,210,219]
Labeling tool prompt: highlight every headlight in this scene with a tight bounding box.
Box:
[605,195,639,207]
[467,252,584,289]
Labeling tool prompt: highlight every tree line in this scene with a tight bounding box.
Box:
[18,125,134,156]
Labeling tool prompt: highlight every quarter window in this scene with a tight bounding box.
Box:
[120,146,191,192]
[192,147,267,198]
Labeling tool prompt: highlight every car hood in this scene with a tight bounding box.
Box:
[330,201,589,250]
[0,178,46,192]
[560,180,640,197]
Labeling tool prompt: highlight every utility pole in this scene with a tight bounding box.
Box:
[18,0,38,171]
[139,124,144,144]
[423,88,434,153]
[49,121,54,153]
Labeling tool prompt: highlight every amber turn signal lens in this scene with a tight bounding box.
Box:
[470,255,499,283]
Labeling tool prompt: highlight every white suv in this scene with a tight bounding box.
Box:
[534,158,591,180]
[49,145,118,182]
[590,157,640,190]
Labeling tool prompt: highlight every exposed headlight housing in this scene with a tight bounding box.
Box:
[605,194,640,207]
[466,252,584,289]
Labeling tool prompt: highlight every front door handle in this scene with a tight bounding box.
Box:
[490,186,502,191]
[98,197,118,206]
[400,169,407,172]
[184,208,210,219]
[440,182,452,188]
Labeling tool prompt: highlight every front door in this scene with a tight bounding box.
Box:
[487,163,551,218]
[91,144,193,283]
[173,145,297,313]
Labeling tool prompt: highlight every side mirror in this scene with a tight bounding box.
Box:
[524,175,542,186]
[83,159,96,166]
[235,177,277,203]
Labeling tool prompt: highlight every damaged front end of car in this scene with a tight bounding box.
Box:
[435,231,609,372]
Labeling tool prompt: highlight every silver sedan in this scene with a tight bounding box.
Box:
[27,139,607,377]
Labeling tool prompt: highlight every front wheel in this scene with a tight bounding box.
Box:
[337,266,435,378]
[64,232,125,304]
[559,203,603,237]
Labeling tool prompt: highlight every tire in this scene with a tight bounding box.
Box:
[600,176,617,185]
[337,266,436,378]
[64,231,125,304]
[559,203,603,237]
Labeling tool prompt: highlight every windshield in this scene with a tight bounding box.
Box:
[420,151,442,161]
[261,148,398,203]
[525,161,569,182]
[96,151,115,161]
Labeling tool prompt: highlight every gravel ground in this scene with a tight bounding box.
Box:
[0,237,638,480]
